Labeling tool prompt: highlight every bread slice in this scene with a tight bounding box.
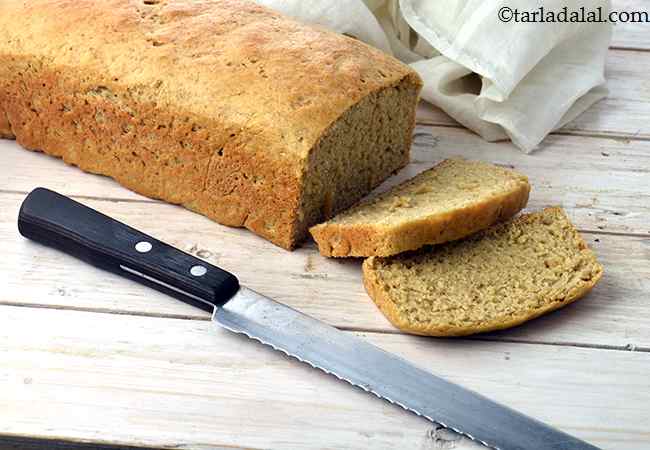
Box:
[362,208,603,336]
[310,159,531,257]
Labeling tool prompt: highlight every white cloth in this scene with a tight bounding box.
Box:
[256,0,612,153]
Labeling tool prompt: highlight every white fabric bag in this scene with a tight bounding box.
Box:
[255,0,612,153]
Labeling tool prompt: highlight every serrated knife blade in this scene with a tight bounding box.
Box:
[216,287,598,450]
[18,188,600,450]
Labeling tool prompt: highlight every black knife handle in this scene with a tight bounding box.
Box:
[18,188,239,312]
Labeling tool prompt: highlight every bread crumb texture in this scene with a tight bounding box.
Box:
[0,0,421,250]
[363,207,604,336]
[311,159,531,257]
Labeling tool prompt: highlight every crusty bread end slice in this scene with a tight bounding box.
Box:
[362,208,604,337]
[310,159,530,257]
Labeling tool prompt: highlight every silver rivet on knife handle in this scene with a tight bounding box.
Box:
[190,265,208,277]
[135,241,153,253]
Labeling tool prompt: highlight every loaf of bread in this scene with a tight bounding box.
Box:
[363,208,603,336]
[310,159,530,257]
[0,0,422,249]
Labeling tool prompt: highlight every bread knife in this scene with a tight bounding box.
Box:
[18,188,600,450]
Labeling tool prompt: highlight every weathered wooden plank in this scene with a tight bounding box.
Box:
[416,49,650,140]
[2,191,649,349]
[564,50,650,138]
[3,123,649,236]
[0,146,154,202]
[611,0,650,50]
[1,305,648,450]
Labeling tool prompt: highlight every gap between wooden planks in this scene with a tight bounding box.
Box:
[1,305,649,450]
[2,190,649,351]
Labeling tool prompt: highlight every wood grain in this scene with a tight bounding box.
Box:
[611,0,650,50]
[2,305,649,450]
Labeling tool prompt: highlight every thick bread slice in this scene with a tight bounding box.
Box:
[362,208,603,337]
[310,159,531,257]
[0,0,421,250]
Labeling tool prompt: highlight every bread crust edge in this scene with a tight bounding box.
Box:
[311,174,531,258]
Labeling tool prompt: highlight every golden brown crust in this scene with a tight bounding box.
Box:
[0,105,12,138]
[0,0,420,250]
[311,163,531,257]
[362,207,604,337]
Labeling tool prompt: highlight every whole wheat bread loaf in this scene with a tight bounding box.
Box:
[310,159,530,257]
[363,208,603,336]
[0,0,422,249]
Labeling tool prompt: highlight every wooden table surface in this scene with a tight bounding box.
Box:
[1,3,649,449]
